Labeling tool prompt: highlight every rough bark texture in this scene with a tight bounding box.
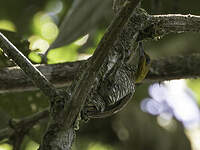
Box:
[0,61,83,93]
[1,54,200,93]
[0,33,57,97]
[150,14,200,35]
[147,54,200,82]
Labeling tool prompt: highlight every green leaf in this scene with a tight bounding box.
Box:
[187,79,200,105]
[47,43,79,64]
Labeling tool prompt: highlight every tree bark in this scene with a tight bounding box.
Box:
[1,54,200,93]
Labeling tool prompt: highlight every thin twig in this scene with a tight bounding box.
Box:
[0,108,49,141]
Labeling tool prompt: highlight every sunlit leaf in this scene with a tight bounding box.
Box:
[28,52,42,63]
[0,20,16,31]
[187,79,200,105]
[29,36,49,52]
[32,12,58,43]
[47,43,79,64]
[0,144,12,150]
[25,139,39,150]
[87,142,114,150]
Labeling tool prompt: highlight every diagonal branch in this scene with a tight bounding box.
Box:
[0,108,49,142]
[0,33,57,98]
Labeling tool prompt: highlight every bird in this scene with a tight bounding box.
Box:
[84,42,150,118]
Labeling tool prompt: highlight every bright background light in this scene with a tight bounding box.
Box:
[141,80,200,150]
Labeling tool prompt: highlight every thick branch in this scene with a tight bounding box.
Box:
[1,54,200,93]
[147,54,200,82]
[147,14,200,37]
[0,61,83,93]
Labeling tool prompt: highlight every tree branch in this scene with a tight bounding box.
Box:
[147,14,200,37]
[147,54,200,82]
[1,54,200,93]
[0,61,83,93]
[0,33,57,98]
[0,109,49,142]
